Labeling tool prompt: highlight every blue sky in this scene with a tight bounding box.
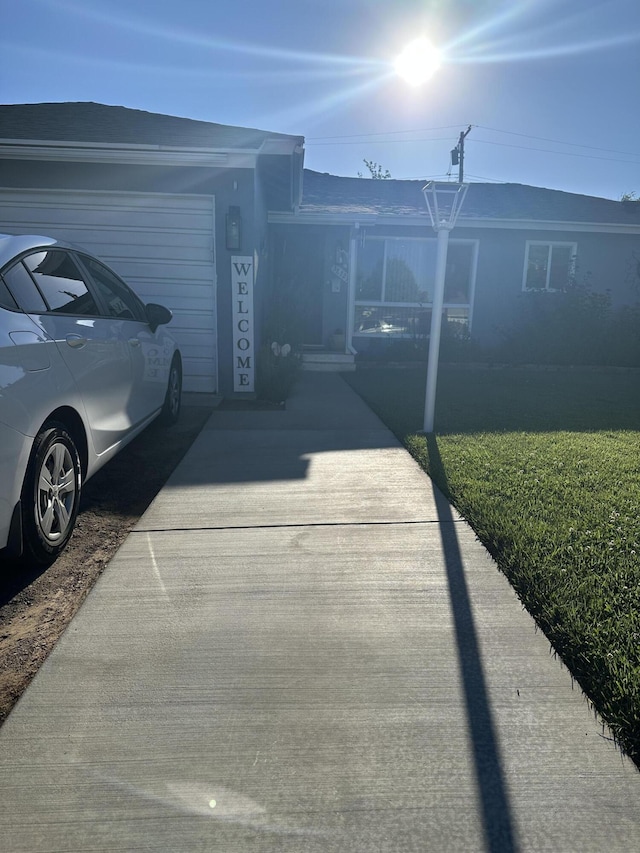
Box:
[3,0,640,200]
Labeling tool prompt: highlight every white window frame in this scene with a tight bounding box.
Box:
[522,241,577,292]
[354,236,478,338]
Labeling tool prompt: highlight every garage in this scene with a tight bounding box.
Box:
[0,102,306,397]
[0,188,217,393]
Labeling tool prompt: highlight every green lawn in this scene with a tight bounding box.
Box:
[345,365,640,762]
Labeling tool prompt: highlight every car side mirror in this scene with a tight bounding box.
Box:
[145,302,172,332]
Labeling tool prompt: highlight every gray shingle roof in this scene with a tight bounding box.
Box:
[301,169,640,226]
[0,102,302,150]
[1,104,637,227]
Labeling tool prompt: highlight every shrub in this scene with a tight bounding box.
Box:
[495,280,640,367]
[355,336,425,363]
[257,276,304,402]
[603,303,640,367]
[439,319,487,363]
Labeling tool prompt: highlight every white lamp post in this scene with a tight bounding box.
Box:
[422,181,469,432]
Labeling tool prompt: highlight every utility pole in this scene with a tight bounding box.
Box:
[451,125,472,182]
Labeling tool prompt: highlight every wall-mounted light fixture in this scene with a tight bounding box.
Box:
[226,206,242,251]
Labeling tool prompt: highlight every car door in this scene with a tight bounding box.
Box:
[76,253,169,424]
[19,248,135,456]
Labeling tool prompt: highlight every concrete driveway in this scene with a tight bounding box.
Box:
[0,372,639,852]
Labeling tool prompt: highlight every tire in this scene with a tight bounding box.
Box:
[21,422,82,566]
[159,355,182,426]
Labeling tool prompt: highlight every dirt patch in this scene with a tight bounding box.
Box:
[0,405,214,726]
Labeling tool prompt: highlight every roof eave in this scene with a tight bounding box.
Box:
[0,138,301,168]
[269,210,640,234]
[258,137,305,156]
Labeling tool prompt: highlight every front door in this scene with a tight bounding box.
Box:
[272,228,324,346]
[298,232,324,346]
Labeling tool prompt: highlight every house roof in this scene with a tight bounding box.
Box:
[300,169,640,227]
[0,102,303,152]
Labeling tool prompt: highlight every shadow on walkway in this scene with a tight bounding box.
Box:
[427,433,518,853]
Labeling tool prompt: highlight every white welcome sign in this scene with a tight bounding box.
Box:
[231,255,255,392]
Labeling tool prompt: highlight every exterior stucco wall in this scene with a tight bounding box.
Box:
[456,227,528,345]
[456,226,640,347]
[252,164,270,355]
[572,231,640,305]
[321,225,351,347]
[270,219,640,354]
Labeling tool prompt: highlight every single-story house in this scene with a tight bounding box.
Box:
[270,170,640,366]
[1,102,639,394]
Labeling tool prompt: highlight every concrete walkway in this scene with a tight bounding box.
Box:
[1,372,639,852]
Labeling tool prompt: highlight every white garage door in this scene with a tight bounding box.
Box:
[0,188,217,393]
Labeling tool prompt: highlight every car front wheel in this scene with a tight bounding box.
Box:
[22,422,82,566]
[159,355,182,425]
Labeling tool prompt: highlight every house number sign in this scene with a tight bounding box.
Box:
[231,255,255,392]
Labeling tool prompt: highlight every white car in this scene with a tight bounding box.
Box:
[0,234,182,566]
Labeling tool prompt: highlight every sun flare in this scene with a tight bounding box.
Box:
[395,37,441,86]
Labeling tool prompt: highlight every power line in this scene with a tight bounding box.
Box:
[388,173,451,180]
[307,134,639,165]
[397,172,508,183]
[306,122,639,189]
[463,173,508,183]
[308,136,452,146]
[475,125,639,159]
[306,125,463,141]
[305,124,640,163]
[471,138,640,165]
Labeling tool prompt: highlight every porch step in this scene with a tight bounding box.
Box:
[302,350,356,372]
